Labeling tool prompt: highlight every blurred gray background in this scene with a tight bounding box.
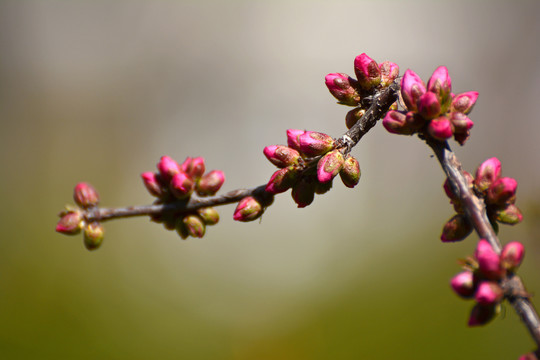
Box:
[0,1,539,359]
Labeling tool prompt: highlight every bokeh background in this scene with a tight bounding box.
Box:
[1,1,539,359]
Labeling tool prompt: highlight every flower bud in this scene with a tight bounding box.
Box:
[298,131,334,157]
[405,111,426,131]
[265,167,298,194]
[197,207,220,226]
[354,53,381,89]
[475,239,503,280]
[157,156,181,181]
[233,196,263,222]
[56,211,83,235]
[196,170,225,196]
[175,217,189,239]
[286,129,304,151]
[450,271,475,298]
[382,110,415,135]
[183,214,206,238]
[519,353,539,360]
[141,172,165,198]
[170,172,194,199]
[427,116,453,141]
[496,204,523,225]
[317,150,344,183]
[339,155,361,188]
[486,177,517,206]
[474,157,501,193]
[291,179,315,208]
[263,145,301,168]
[441,214,473,242]
[500,241,525,272]
[83,222,104,250]
[73,182,99,208]
[324,73,361,106]
[345,108,365,129]
[400,69,426,111]
[314,179,333,195]
[475,281,504,306]
[417,92,441,120]
[448,112,473,134]
[181,157,205,180]
[468,303,498,327]
[378,61,399,87]
[451,91,479,114]
[427,66,452,109]
[453,132,471,146]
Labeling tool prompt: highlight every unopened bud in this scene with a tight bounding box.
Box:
[317,150,344,183]
[291,179,315,208]
[474,157,501,193]
[450,271,475,298]
[345,108,365,129]
[468,303,498,327]
[354,53,381,90]
[339,156,361,188]
[441,214,473,242]
[496,204,523,225]
[519,353,539,360]
[379,61,399,87]
[500,241,525,271]
[73,182,99,208]
[400,69,426,112]
[486,177,517,206]
[265,167,298,194]
[449,112,474,134]
[196,170,225,196]
[83,222,104,250]
[417,91,442,120]
[170,172,194,199]
[141,172,165,198]
[314,179,333,195]
[181,157,205,180]
[298,131,334,157]
[183,214,206,238]
[56,211,83,235]
[475,281,504,306]
[427,116,453,141]
[451,91,479,114]
[157,156,181,181]
[427,66,452,110]
[324,73,361,106]
[382,110,415,135]
[286,129,304,151]
[175,217,189,239]
[233,196,263,222]
[263,145,301,168]
[475,239,504,280]
[197,207,220,226]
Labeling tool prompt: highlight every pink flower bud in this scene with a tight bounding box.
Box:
[449,112,474,134]
[378,61,399,87]
[170,172,194,199]
[83,222,104,251]
[233,196,263,222]
[405,111,427,131]
[157,156,181,181]
[339,155,361,188]
[196,170,225,196]
[451,91,479,114]
[298,131,334,157]
[141,172,165,197]
[73,182,100,208]
[56,211,83,235]
[263,145,301,168]
[181,157,205,180]
[500,241,525,271]
[486,177,517,206]
[400,69,426,111]
[417,92,441,119]
[441,214,473,242]
[382,110,415,135]
[427,116,453,141]
[265,167,298,194]
[468,303,498,327]
[354,53,381,90]
[496,204,523,225]
[427,66,452,109]
[474,157,501,193]
[317,150,344,183]
[450,271,475,298]
[324,73,361,106]
[197,207,220,226]
[519,353,539,360]
[291,179,315,208]
[345,108,365,129]
[453,132,471,146]
[475,281,504,306]
[183,214,206,238]
[286,129,305,151]
[475,239,504,280]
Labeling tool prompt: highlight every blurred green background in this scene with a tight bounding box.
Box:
[1,1,539,359]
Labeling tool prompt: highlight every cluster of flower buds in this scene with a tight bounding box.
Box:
[325,53,399,129]
[56,182,105,250]
[141,156,225,239]
[383,66,478,145]
[441,157,522,242]
[450,239,524,326]
[261,129,360,209]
